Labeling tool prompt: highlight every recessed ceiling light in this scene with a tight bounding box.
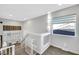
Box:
[48,11,51,14]
[24,18,26,20]
[9,14,13,17]
[58,3,63,6]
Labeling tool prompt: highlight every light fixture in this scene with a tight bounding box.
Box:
[24,18,26,20]
[58,3,63,6]
[9,14,13,17]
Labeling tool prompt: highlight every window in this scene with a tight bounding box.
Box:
[52,14,76,36]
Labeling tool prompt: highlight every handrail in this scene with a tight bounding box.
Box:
[21,32,42,43]
[21,34,29,43]
[0,45,15,55]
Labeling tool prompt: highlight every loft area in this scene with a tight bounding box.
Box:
[0,4,79,55]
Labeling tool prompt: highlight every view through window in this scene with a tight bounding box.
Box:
[52,14,76,36]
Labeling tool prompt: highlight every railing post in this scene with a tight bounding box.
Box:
[12,45,15,55]
[1,50,3,55]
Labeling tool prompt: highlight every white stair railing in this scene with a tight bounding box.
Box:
[21,34,29,43]
[0,45,15,55]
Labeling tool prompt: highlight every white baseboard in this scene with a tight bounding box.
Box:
[40,43,50,54]
[51,44,79,54]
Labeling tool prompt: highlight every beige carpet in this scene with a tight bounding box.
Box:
[15,44,28,55]
[42,46,76,55]
[15,44,76,55]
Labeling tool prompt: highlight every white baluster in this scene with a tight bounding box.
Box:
[12,45,15,55]
[0,45,15,55]
[1,50,3,55]
[9,48,10,55]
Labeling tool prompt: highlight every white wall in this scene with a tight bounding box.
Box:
[23,14,48,37]
[3,20,22,26]
[51,5,79,54]
[51,34,79,54]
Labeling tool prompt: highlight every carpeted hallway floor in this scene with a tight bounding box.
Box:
[42,46,76,55]
[15,44,76,55]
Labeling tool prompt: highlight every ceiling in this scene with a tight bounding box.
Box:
[0,4,75,21]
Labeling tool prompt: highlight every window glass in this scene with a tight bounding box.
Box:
[52,14,76,36]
